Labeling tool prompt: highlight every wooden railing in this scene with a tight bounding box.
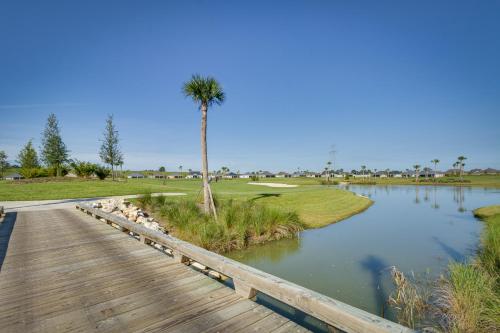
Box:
[0,206,4,217]
[76,203,413,333]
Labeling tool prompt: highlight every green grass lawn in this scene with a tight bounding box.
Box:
[0,177,371,228]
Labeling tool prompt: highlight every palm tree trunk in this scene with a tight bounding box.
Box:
[201,103,211,214]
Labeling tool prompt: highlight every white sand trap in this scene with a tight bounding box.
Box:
[247,182,298,188]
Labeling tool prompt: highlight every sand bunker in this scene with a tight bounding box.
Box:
[247,182,298,188]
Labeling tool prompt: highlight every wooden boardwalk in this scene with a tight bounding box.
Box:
[0,209,310,333]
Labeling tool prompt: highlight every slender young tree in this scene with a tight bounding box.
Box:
[0,151,8,179]
[183,74,225,214]
[179,165,183,177]
[99,115,123,180]
[41,113,69,176]
[413,164,421,182]
[18,140,40,178]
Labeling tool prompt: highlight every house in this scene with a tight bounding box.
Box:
[149,174,165,179]
[4,173,23,180]
[429,171,445,178]
[305,172,321,178]
[167,172,183,179]
[186,171,202,179]
[373,171,388,178]
[275,172,291,178]
[292,172,305,178]
[223,172,238,179]
[484,168,499,175]
[259,171,275,178]
[127,173,145,179]
[351,174,370,178]
[238,173,252,179]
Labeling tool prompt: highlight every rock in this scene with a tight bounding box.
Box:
[92,202,102,208]
[136,216,148,224]
[191,262,207,271]
[208,270,221,279]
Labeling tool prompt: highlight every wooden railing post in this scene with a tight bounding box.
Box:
[172,250,189,264]
[139,235,151,244]
[233,279,257,299]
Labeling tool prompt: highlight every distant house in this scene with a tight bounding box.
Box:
[484,168,499,175]
[276,172,291,178]
[4,173,23,180]
[259,171,275,178]
[292,172,305,178]
[429,171,445,178]
[223,172,238,179]
[167,172,183,179]
[186,171,202,179]
[238,173,252,179]
[469,168,483,175]
[374,171,388,178]
[127,173,145,179]
[149,174,165,179]
[305,172,321,178]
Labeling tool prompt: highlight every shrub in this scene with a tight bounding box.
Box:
[70,160,97,178]
[20,167,48,178]
[320,179,339,185]
[94,165,111,180]
[250,175,259,181]
[145,197,304,253]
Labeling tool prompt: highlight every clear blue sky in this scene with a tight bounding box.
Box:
[1,0,499,172]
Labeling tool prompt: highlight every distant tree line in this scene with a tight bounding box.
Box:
[1,113,124,180]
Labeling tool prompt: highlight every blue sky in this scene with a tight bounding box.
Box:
[1,0,499,172]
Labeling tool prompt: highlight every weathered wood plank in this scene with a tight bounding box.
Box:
[78,203,412,333]
[0,208,308,333]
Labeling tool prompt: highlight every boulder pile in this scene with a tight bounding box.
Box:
[91,199,165,233]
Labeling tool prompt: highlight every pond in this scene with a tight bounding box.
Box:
[228,185,500,325]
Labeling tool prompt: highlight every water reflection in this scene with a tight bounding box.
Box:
[229,237,301,263]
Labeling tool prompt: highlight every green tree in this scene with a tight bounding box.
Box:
[0,151,8,178]
[18,140,40,178]
[431,159,439,180]
[99,115,123,180]
[457,156,467,180]
[41,113,69,177]
[183,74,225,214]
[159,166,166,172]
[413,164,421,182]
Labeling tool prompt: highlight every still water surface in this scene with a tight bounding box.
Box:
[228,185,500,321]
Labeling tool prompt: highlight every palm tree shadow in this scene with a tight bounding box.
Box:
[360,255,391,317]
[250,193,281,202]
[432,236,464,261]
[0,212,17,270]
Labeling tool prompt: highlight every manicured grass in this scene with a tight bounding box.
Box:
[0,177,372,229]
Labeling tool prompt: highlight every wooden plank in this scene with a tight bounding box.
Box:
[78,203,412,333]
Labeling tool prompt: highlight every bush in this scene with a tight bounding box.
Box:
[20,167,48,178]
[250,175,259,181]
[320,179,339,185]
[94,165,111,180]
[144,197,305,253]
[70,160,96,178]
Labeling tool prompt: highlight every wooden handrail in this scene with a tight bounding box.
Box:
[76,203,413,333]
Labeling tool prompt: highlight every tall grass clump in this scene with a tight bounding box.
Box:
[435,262,499,332]
[144,197,304,253]
[388,267,430,329]
[388,205,500,331]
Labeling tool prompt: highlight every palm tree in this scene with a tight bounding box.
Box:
[413,164,421,183]
[179,165,183,178]
[183,74,225,214]
[453,161,459,176]
[457,156,467,180]
[431,159,439,181]
[326,161,332,181]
